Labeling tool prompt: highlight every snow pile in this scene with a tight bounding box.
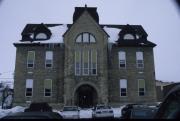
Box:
[103,26,121,43]
[79,109,92,119]
[48,24,68,43]
[0,106,26,118]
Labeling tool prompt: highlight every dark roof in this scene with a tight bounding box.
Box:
[21,23,62,35]
[113,39,156,47]
[73,6,99,23]
[19,23,156,47]
[100,24,148,37]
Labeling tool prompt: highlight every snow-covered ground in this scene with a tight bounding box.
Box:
[0,106,26,118]
[0,106,125,119]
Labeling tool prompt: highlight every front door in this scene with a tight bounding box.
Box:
[75,85,97,108]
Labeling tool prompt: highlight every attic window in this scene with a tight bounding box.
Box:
[76,33,96,43]
[35,33,47,40]
[123,34,135,40]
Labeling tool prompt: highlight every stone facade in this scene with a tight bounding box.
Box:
[13,6,157,108]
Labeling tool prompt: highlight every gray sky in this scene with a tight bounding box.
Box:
[0,0,180,82]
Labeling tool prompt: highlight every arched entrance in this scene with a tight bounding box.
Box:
[75,85,98,108]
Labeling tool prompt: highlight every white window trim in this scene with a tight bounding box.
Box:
[119,51,126,69]
[27,51,35,68]
[75,51,81,76]
[25,79,33,97]
[83,50,89,75]
[120,79,127,97]
[44,79,52,97]
[36,33,47,39]
[75,33,96,43]
[138,79,146,96]
[91,50,97,76]
[45,51,53,68]
[136,51,144,69]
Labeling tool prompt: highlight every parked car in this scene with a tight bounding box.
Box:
[92,104,114,118]
[61,106,80,119]
[24,102,52,112]
[1,112,63,119]
[154,85,180,119]
[121,104,157,119]
[130,107,158,119]
[121,103,146,119]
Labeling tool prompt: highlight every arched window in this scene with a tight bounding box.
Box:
[123,34,135,40]
[35,33,47,40]
[76,33,96,43]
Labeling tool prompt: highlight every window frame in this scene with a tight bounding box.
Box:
[136,51,144,69]
[27,51,35,68]
[25,79,33,97]
[45,51,53,68]
[44,79,52,97]
[82,50,89,75]
[138,79,145,96]
[123,33,135,40]
[75,32,96,43]
[118,51,126,69]
[75,51,81,76]
[35,33,47,40]
[91,50,97,75]
[120,79,127,97]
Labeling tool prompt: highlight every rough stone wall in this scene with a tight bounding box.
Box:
[108,46,157,105]
[63,11,109,105]
[13,44,64,106]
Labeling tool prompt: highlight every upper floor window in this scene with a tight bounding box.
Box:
[138,79,145,96]
[120,79,127,97]
[75,50,97,76]
[45,51,53,68]
[118,51,126,69]
[35,33,47,40]
[25,79,33,97]
[123,34,135,40]
[75,51,81,75]
[136,51,144,68]
[76,33,96,43]
[27,51,35,68]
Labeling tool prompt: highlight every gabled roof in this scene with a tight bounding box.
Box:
[73,5,99,23]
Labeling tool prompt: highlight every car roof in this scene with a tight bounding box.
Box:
[2,112,62,119]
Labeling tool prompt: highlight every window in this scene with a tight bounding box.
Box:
[44,79,52,97]
[124,34,135,40]
[91,50,97,75]
[136,52,144,68]
[27,51,35,68]
[45,51,53,68]
[120,79,127,96]
[75,51,81,75]
[83,50,89,75]
[35,33,47,40]
[75,33,96,43]
[138,79,145,96]
[118,51,126,68]
[75,50,97,76]
[25,79,33,97]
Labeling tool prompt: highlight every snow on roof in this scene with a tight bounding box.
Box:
[48,24,68,43]
[18,24,68,44]
[103,26,121,43]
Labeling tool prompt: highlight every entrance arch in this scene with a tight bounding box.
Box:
[74,84,98,108]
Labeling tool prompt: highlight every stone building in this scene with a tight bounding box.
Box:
[13,6,157,108]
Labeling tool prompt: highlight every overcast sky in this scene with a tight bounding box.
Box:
[0,0,180,82]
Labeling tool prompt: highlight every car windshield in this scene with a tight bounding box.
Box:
[132,109,152,118]
[63,107,78,111]
[97,106,110,110]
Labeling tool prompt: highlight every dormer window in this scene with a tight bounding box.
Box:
[76,32,96,43]
[123,34,135,40]
[35,33,47,40]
